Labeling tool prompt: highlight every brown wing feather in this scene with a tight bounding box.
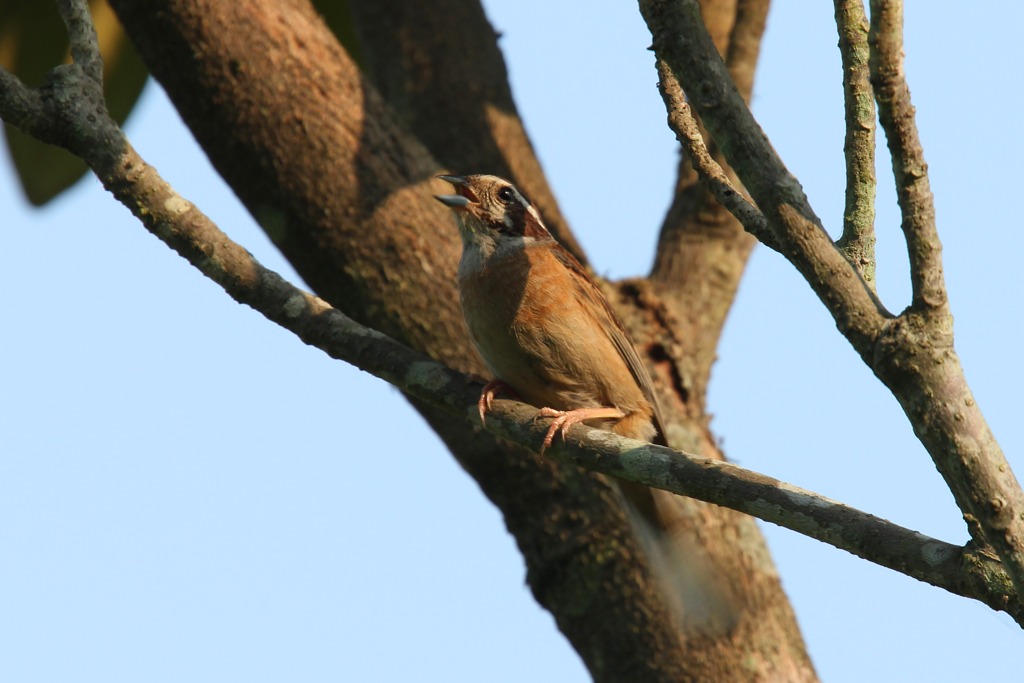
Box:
[547,242,667,445]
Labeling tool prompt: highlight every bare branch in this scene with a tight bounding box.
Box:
[640,0,890,359]
[0,68,45,132]
[869,0,945,312]
[833,0,877,291]
[55,0,103,83]
[1,0,105,150]
[865,0,1024,602]
[648,2,765,407]
[654,59,776,251]
[537,420,1020,623]
[641,0,1024,605]
[0,1,119,165]
[725,0,770,101]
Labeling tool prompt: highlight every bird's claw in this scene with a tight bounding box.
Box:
[476,378,517,426]
[535,406,627,456]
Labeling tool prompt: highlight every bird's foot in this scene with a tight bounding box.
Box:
[475,378,519,426]
[536,406,626,455]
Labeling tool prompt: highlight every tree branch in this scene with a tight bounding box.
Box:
[647,1,764,409]
[0,4,122,167]
[833,0,877,291]
[640,0,1024,605]
[868,0,944,312]
[654,58,776,251]
[0,66,44,132]
[56,0,103,84]
[640,0,891,361]
[866,0,1024,600]
[547,425,1020,624]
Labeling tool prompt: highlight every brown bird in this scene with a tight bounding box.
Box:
[434,173,665,452]
[435,174,731,626]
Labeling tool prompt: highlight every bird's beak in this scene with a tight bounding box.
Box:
[434,175,478,209]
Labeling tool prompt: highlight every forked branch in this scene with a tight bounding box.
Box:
[639,0,1024,604]
[640,0,889,359]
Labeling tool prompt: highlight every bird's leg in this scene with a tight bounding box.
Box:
[536,406,626,455]
[474,377,519,426]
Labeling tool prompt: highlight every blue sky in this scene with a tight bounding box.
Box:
[2,1,1022,681]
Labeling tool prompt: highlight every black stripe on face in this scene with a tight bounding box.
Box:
[497,195,528,236]
[491,184,549,240]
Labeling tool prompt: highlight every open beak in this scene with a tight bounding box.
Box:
[434,175,478,209]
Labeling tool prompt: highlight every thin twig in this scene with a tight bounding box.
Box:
[0,69,44,132]
[56,0,103,83]
[654,58,777,251]
[646,3,765,414]
[869,0,944,311]
[834,0,878,291]
[640,0,890,357]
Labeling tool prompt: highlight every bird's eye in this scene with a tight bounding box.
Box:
[496,186,515,203]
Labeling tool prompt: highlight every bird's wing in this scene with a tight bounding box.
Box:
[550,243,668,445]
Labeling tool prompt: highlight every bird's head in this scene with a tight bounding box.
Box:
[435,175,551,250]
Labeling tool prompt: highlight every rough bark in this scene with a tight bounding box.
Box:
[103,0,815,679]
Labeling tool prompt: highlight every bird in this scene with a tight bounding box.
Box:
[434,175,736,627]
[434,173,666,453]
